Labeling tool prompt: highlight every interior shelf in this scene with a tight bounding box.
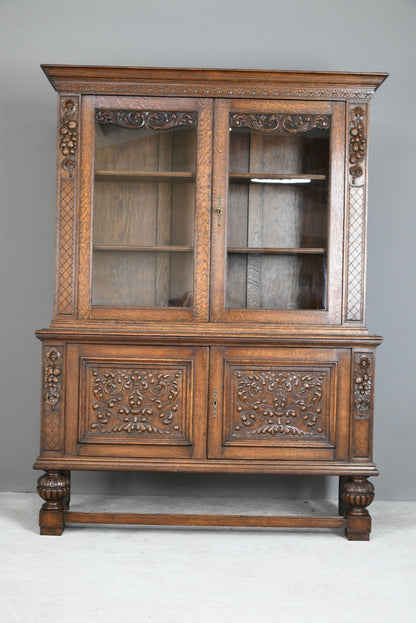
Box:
[229,172,327,183]
[93,245,194,253]
[95,171,195,183]
[228,247,326,255]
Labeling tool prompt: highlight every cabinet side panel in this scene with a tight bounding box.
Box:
[55,96,80,317]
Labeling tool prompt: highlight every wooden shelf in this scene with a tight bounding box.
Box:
[95,170,195,183]
[229,173,327,183]
[93,244,194,253]
[228,247,326,255]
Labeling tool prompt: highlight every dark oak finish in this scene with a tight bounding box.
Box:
[35,65,386,538]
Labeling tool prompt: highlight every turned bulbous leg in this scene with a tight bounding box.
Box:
[37,471,70,535]
[342,477,375,541]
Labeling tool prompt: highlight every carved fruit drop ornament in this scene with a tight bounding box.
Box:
[349,107,366,183]
[60,100,78,177]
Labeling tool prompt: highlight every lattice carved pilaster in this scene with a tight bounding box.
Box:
[345,105,368,322]
[56,97,79,316]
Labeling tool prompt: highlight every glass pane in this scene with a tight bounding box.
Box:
[226,115,330,310]
[91,111,196,307]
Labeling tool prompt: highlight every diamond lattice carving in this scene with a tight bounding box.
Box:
[346,185,365,321]
[57,179,75,315]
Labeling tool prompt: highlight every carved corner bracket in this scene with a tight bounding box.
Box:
[60,99,78,177]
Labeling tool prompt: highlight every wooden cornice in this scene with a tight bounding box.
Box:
[41,65,388,100]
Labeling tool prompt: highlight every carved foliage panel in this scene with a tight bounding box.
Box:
[41,346,64,452]
[80,360,192,445]
[224,364,334,446]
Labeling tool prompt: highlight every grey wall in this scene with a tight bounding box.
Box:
[0,0,415,501]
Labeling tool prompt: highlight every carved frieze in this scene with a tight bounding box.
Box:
[230,369,328,439]
[60,99,78,177]
[230,113,331,134]
[56,81,374,100]
[87,366,186,437]
[95,110,198,130]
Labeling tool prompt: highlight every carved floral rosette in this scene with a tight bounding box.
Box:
[230,369,328,439]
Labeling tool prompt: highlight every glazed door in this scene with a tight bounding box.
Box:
[79,96,213,322]
[208,347,350,460]
[66,344,209,459]
[210,99,345,324]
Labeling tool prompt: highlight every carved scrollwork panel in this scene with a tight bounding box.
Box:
[225,366,331,444]
[95,110,198,130]
[82,362,191,443]
[230,113,331,134]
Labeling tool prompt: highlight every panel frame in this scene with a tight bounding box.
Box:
[65,344,209,459]
[210,98,345,324]
[78,95,213,322]
[208,346,351,461]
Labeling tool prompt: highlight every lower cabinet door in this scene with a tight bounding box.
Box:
[207,347,351,461]
[66,344,209,459]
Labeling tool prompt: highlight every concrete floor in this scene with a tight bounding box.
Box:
[0,493,415,623]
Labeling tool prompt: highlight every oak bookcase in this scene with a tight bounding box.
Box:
[35,65,387,539]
